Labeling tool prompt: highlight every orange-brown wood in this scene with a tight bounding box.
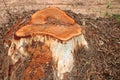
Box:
[15,24,82,41]
[21,44,52,79]
[30,7,75,24]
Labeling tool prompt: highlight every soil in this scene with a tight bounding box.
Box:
[0,10,120,80]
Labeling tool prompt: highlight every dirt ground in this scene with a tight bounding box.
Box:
[0,0,120,24]
[0,10,120,80]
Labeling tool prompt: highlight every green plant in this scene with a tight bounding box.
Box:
[105,0,112,17]
[105,11,110,17]
[112,14,120,22]
[106,0,111,9]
